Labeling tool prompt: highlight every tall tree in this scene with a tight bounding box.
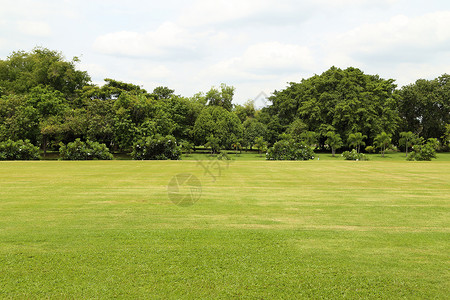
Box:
[348,132,366,153]
[397,74,450,140]
[0,47,90,98]
[399,131,418,157]
[266,67,399,142]
[374,132,392,158]
[206,84,235,111]
[325,131,343,157]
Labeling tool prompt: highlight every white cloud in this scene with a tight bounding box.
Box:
[16,21,52,37]
[201,42,315,85]
[328,11,450,64]
[93,22,206,59]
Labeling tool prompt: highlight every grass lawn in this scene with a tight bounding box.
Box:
[0,160,449,298]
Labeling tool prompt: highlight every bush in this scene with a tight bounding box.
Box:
[407,139,437,161]
[266,139,314,161]
[0,139,40,160]
[59,139,113,160]
[341,149,368,161]
[132,135,181,160]
[365,146,375,153]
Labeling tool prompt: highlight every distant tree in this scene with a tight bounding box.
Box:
[231,140,242,156]
[348,132,366,153]
[181,140,194,156]
[152,86,175,100]
[193,106,243,148]
[287,119,307,142]
[0,47,90,98]
[253,136,267,157]
[205,134,220,154]
[300,131,318,148]
[374,132,392,157]
[398,74,450,140]
[242,118,267,150]
[206,83,235,111]
[399,131,418,157]
[325,131,343,157]
[234,100,256,122]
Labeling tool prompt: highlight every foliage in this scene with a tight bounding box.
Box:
[193,106,243,148]
[267,67,399,142]
[365,146,375,153]
[181,140,194,156]
[341,149,368,161]
[399,131,418,157]
[374,132,392,158]
[348,132,367,153]
[398,74,450,140]
[266,138,315,161]
[59,139,113,160]
[325,131,343,157]
[407,138,438,161]
[0,139,40,160]
[0,47,90,97]
[253,136,268,156]
[300,131,318,148]
[206,83,235,111]
[242,118,268,149]
[131,135,180,160]
[205,135,221,154]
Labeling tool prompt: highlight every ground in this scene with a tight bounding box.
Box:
[0,158,449,298]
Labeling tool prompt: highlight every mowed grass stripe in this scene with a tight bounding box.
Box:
[0,160,449,298]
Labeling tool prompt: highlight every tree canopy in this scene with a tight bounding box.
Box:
[0,47,449,160]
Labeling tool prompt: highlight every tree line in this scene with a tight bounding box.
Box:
[0,48,449,160]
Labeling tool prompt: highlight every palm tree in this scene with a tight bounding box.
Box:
[399,131,417,157]
[348,132,367,153]
[374,132,392,158]
[325,131,343,157]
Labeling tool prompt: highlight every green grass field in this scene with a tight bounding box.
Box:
[0,159,449,298]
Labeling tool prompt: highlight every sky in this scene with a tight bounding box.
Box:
[1,0,449,105]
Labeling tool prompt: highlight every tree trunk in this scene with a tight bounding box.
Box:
[332,147,335,157]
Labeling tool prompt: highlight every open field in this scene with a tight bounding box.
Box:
[0,160,449,298]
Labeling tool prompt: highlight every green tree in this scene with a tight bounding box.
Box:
[300,131,318,148]
[398,74,450,140]
[234,100,256,122]
[205,134,220,154]
[399,131,418,157]
[0,47,90,98]
[206,83,235,111]
[325,131,343,157]
[242,118,267,150]
[266,67,399,143]
[348,132,367,153]
[253,136,267,157]
[193,106,243,148]
[374,132,392,158]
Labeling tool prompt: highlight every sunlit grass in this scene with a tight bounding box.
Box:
[0,160,449,298]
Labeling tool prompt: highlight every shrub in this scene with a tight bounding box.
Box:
[407,139,438,161]
[365,146,375,153]
[0,139,40,160]
[266,139,314,161]
[59,139,113,160]
[341,149,368,161]
[132,135,181,160]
